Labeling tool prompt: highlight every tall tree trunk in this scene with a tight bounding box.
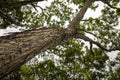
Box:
[0,27,75,78]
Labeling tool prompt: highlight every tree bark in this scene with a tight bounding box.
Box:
[0,27,76,78]
[0,0,93,79]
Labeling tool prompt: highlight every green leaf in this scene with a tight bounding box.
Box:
[116,8,120,16]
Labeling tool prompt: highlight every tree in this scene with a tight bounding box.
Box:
[0,0,120,79]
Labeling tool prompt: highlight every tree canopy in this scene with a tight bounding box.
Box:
[0,0,120,80]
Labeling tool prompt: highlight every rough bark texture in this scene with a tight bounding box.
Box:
[0,27,76,78]
[0,0,93,79]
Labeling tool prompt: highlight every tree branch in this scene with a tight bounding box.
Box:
[78,28,97,37]
[0,10,40,28]
[0,0,44,8]
[75,33,120,52]
[90,42,94,54]
[68,0,94,29]
[0,10,23,26]
[96,0,118,9]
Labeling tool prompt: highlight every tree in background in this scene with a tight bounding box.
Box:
[0,0,120,79]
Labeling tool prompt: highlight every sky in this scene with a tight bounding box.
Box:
[0,1,119,60]
[0,1,104,35]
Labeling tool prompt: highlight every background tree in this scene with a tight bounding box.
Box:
[0,0,120,79]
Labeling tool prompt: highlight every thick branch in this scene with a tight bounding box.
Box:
[75,33,120,52]
[0,0,44,8]
[68,0,93,29]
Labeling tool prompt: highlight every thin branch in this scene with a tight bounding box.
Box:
[0,0,44,8]
[0,10,22,26]
[0,10,39,28]
[81,19,89,21]
[75,33,120,52]
[96,0,118,9]
[31,3,38,11]
[78,29,120,51]
[90,42,94,54]
[78,28,97,37]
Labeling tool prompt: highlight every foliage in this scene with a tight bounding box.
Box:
[1,0,120,80]
[0,0,23,28]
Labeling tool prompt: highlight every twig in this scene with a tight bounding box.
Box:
[31,3,38,11]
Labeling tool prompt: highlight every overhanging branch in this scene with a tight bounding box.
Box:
[75,33,120,52]
[0,0,44,8]
[0,10,23,26]
[96,0,118,9]
[0,10,40,28]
